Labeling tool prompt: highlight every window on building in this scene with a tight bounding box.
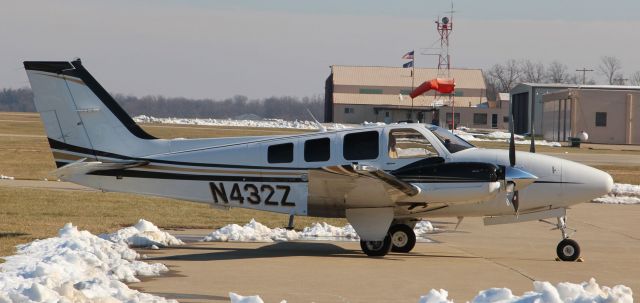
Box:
[343,131,379,160]
[359,88,383,94]
[304,138,330,162]
[385,111,390,118]
[400,89,413,95]
[473,113,488,125]
[344,107,354,114]
[503,116,509,123]
[454,90,464,97]
[388,128,438,159]
[268,143,293,163]
[595,112,607,127]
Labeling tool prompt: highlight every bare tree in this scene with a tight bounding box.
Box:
[547,61,569,83]
[519,60,546,83]
[631,71,640,86]
[486,59,521,93]
[598,56,622,85]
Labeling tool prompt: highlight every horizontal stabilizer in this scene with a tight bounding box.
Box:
[54,158,148,179]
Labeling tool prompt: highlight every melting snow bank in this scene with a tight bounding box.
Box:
[0,223,176,303]
[0,175,14,180]
[454,130,562,147]
[592,183,640,204]
[202,219,435,242]
[230,278,632,303]
[133,115,348,130]
[419,278,632,303]
[100,219,185,248]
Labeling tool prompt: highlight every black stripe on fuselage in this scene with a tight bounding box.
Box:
[533,181,582,184]
[88,169,306,183]
[48,138,310,170]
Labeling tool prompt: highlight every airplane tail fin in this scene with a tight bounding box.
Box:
[23,59,164,167]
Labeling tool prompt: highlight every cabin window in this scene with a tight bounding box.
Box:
[595,112,607,127]
[268,143,294,163]
[304,138,330,162]
[343,131,379,160]
[344,107,354,114]
[388,128,438,159]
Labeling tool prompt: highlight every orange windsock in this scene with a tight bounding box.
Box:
[409,78,455,99]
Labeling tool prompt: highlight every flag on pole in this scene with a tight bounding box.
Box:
[402,61,414,68]
[402,51,414,59]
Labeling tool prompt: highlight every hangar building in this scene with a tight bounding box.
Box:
[541,87,640,145]
[324,65,509,129]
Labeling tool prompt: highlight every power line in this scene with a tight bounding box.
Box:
[575,68,593,85]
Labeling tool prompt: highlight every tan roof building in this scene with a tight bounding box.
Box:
[324,65,502,129]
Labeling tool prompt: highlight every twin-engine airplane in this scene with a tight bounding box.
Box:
[24,60,613,259]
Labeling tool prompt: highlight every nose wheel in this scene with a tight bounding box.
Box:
[542,215,581,262]
[360,234,392,257]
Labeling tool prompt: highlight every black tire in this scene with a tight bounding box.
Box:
[556,238,581,261]
[360,234,392,257]
[389,224,417,253]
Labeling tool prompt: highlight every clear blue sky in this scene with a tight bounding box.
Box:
[2,0,639,99]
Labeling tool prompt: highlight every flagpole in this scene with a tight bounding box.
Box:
[411,49,415,121]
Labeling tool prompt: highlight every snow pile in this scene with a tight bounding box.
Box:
[230,278,631,303]
[203,220,437,242]
[100,219,185,248]
[413,221,437,237]
[201,219,299,242]
[133,115,347,130]
[592,183,640,204]
[419,278,632,303]
[299,222,359,240]
[229,292,287,303]
[454,130,562,147]
[0,175,14,180]
[0,223,175,303]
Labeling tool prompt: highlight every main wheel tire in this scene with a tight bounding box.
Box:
[556,238,581,261]
[389,224,417,253]
[360,234,392,257]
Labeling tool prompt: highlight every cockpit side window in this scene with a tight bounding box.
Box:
[388,128,438,159]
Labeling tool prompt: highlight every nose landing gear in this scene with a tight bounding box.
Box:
[542,216,580,261]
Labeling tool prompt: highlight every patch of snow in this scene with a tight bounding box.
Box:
[201,219,299,242]
[99,219,185,248]
[233,278,632,303]
[0,175,14,180]
[414,221,437,237]
[229,292,287,303]
[202,220,436,242]
[133,115,347,130]
[299,222,359,240]
[0,223,175,303]
[454,130,561,147]
[592,183,640,204]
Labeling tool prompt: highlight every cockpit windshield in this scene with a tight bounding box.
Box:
[425,124,475,153]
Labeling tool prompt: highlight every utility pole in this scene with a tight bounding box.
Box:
[615,76,629,85]
[575,68,593,85]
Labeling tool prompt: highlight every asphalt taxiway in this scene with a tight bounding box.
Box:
[132,203,640,303]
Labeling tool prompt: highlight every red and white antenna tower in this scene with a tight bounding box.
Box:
[435,4,455,128]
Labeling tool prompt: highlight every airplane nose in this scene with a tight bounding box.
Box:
[562,160,614,202]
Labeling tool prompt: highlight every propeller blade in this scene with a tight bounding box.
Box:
[512,191,520,213]
[509,112,516,167]
[529,123,536,153]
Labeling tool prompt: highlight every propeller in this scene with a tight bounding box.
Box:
[529,121,536,153]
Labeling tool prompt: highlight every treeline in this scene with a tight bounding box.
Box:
[0,89,325,121]
[484,56,640,100]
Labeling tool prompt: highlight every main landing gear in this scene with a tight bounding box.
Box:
[542,216,580,261]
[360,223,417,257]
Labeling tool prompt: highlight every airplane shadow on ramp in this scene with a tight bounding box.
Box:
[148,242,480,262]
